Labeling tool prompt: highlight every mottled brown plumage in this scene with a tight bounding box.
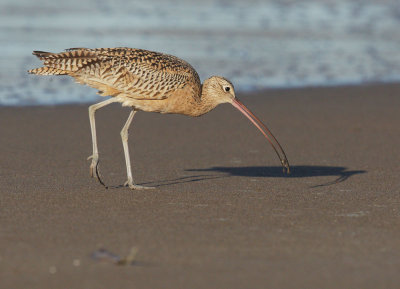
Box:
[29,48,203,113]
[29,47,289,190]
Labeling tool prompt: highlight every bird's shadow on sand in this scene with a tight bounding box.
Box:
[137,165,366,188]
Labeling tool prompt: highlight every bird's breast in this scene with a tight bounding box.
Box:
[117,85,210,116]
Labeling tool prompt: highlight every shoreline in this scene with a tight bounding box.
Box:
[2,81,400,107]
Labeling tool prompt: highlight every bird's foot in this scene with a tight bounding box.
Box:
[124,180,155,190]
[87,154,107,187]
[87,154,98,177]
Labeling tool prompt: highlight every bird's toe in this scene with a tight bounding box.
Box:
[130,184,156,190]
[89,162,98,178]
[88,155,100,178]
[124,181,155,190]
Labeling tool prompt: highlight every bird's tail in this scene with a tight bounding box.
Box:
[28,51,66,75]
[28,66,68,75]
[28,49,96,75]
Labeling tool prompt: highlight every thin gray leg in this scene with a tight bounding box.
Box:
[87,98,118,186]
[120,109,154,190]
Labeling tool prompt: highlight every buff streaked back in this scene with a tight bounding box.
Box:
[29,47,202,101]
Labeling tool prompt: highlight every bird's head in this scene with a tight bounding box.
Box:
[203,76,236,105]
[202,76,290,174]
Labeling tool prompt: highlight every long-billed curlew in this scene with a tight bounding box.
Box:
[29,47,290,190]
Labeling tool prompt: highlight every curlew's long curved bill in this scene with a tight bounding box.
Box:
[231,98,290,174]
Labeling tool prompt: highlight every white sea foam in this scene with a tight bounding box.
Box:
[1,0,400,105]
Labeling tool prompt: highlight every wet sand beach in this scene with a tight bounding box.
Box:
[1,84,400,288]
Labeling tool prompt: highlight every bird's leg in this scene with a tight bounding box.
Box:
[121,109,154,190]
[88,98,118,186]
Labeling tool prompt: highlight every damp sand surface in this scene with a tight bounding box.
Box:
[1,84,400,288]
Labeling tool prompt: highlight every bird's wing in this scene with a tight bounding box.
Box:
[33,48,201,100]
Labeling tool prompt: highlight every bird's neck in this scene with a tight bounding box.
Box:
[187,82,218,117]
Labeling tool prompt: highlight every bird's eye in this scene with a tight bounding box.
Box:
[224,86,230,92]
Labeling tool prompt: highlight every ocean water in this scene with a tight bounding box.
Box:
[1,0,400,105]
